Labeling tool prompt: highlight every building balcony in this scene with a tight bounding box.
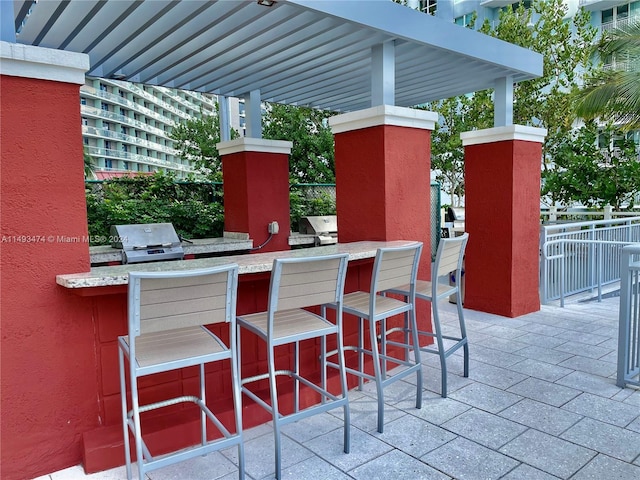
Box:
[81,105,169,138]
[601,15,639,33]
[81,125,179,156]
[579,0,629,11]
[85,145,195,173]
[480,0,519,7]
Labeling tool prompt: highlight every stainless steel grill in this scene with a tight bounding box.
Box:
[110,223,184,264]
[298,216,338,245]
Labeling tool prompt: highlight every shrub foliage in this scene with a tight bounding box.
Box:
[86,172,337,245]
[86,172,224,245]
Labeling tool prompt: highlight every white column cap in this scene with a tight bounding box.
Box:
[329,105,438,134]
[461,125,547,146]
[216,137,293,156]
[0,41,89,85]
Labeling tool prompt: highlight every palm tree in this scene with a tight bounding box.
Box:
[575,19,640,130]
[84,148,97,179]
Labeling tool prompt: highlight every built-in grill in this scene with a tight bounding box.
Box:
[110,223,185,264]
[298,215,338,246]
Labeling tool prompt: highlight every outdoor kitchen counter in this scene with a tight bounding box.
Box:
[88,233,253,265]
[59,239,427,473]
[58,240,415,289]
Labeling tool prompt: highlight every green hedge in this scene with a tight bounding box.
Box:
[86,173,337,245]
[86,172,223,245]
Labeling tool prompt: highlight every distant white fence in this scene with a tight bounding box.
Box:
[541,206,640,223]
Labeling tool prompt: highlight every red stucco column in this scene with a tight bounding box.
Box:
[218,138,292,253]
[461,125,547,318]
[329,105,437,354]
[1,42,94,480]
[329,105,437,277]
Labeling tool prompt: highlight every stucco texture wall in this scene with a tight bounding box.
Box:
[1,75,97,479]
[464,139,542,317]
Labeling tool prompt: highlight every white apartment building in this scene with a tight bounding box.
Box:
[408,0,638,32]
[81,77,243,178]
[411,0,639,145]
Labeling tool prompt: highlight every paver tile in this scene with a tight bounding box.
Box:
[506,358,573,382]
[376,413,456,457]
[500,464,561,480]
[570,454,640,480]
[146,452,239,480]
[276,454,353,480]
[421,437,519,480]
[560,417,640,462]
[555,371,622,398]
[499,398,582,436]
[506,377,581,407]
[441,408,527,449]
[449,382,523,413]
[499,429,596,479]
[557,355,616,377]
[303,425,392,472]
[511,345,573,365]
[350,450,450,480]
[562,392,640,427]
[467,361,528,390]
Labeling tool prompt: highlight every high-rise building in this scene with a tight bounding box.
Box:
[409,1,638,61]
[81,77,243,178]
[411,0,639,145]
[426,0,639,70]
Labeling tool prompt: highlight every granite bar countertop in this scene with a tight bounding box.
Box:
[58,240,418,289]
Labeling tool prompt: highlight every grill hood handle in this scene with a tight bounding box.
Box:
[132,243,173,250]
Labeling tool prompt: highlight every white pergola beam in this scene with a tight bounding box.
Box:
[243,89,262,138]
[494,76,514,127]
[371,40,395,107]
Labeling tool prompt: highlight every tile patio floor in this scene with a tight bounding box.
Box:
[36,294,640,480]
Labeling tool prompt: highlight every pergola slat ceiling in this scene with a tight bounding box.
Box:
[13,0,542,113]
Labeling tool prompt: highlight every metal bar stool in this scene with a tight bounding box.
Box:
[237,253,350,480]
[118,265,244,480]
[325,242,423,433]
[384,232,469,397]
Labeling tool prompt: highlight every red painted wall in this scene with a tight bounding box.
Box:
[222,151,291,252]
[464,139,542,317]
[334,125,432,277]
[1,75,97,479]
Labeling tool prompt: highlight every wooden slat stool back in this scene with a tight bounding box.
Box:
[384,232,470,398]
[237,253,350,480]
[326,242,424,433]
[118,265,244,479]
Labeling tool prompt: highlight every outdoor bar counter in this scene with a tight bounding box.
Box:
[56,240,422,473]
[60,240,408,289]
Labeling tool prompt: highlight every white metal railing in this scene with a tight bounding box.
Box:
[541,206,640,222]
[81,105,169,137]
[81,125,179,155]
[617,244,640,388]
[540,217,640,306]
[601,16,637,33]
[85,146,195,173]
